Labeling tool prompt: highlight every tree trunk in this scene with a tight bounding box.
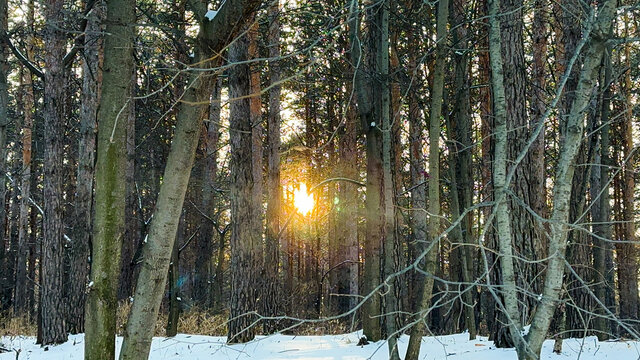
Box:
[0,0,10,313]
[13,0,35,316]
[451,0,476,339]
[118,67,138,301]
[118,1,261,357]
[351,0,385,342]
[616,22,639,329]
[227,14,263,343]
[68,0,103,333]
[591,49,613,338]
[197,77,221,306]
[405,0,448,357]
[525,1,616,357]
[487,0,528,355]
[263,0,282,334]
[84,0,133,355]
[40,0,68,345]
[166,212,184,337]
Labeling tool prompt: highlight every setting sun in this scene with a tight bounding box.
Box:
[293,183,314,216]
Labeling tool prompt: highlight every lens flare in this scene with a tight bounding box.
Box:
[294,183,314,216]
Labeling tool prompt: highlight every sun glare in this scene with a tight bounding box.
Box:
[293,183,314,216]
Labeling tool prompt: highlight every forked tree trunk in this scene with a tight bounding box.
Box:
[119,1,262,357]
[525,1,616,357]
[69,0,103,333]
[84,0,133,356]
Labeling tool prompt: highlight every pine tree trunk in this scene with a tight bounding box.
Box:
[591,50,613,338]
[197,77,221,307]
[616,25,639,328]
[228,17,262,342]
[68,0,103,333]
[263,0,282,333]
[14,0,35,315]
[487,0,527,355]
[166,213,183,338]
[451,0,476,338]
[40,0,68,345]
[84,0,133,355]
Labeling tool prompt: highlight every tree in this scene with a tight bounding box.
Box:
[84,0,134,356]
[263,0,283,333]
[69,0,104,334]
[521,0,617,357]
[0,0,9,313]
[227,13,262,343]
[405,0,448,357]
[119,1,262,357]
[40,0,68,345]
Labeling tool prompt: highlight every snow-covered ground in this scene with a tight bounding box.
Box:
[1,331,638,359]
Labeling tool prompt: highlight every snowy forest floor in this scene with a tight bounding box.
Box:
[2,331,639,359]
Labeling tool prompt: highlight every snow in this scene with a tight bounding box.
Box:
[204,10,218,21]
[1,331,638,359]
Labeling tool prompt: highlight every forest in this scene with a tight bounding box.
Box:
[0,0,639,359]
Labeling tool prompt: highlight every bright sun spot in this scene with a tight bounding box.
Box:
[294,183,314,216]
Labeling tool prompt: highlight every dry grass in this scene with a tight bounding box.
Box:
[2,304,347,339]
[0,311,37,337]
[116,301,228,337]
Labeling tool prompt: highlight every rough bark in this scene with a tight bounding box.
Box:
[40,0,68,345]
[616,24,639,328]
[350,0,383,341]
[487,0,528,355]
[197,77,221,307]
[591,50,613,338]
[227,17,262,342]
[451,0,476,339]
[263,0,282,333]
[0,0,8,312]
[13,0,35,316]
[68,0,103,333]
[407,26,426,318]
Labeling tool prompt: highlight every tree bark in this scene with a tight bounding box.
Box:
[84,0,133,355]
[405,0,448,357]
[119,1,263,357]
[451,0,476,339]
[69,0,103,333]
[13,0,35,316]
[525,1,616,357]
[263,0,282,334]
[227,14,263,343]
[40,0,68,345]
[616,20,639,328]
